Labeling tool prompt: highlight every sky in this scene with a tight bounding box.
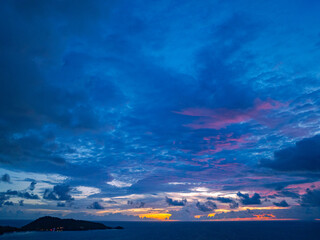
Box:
[1,0,320,221]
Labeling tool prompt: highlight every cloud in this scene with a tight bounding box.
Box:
[1,174,10,183]
[87,201,104,209]
[0,193,10,207]
[237,192,261,205]
[127,200,145,208]
[208,196,239,209]
[273,200,289,207]
[43,184,74,201]
[263,180,312,191]
[261,135,320,171]
[300,188,320,207]
[165,197,187,206]
[196,201,217,212]
[0,1,118,190]
[267,190,300,199]
[3,201,14,206]
[19,200,24,206]
[175,99,285,130]
[29,181,36,191]
[208,196,233,203]
[279,190,300,199]
[267,194,277,199]
[57,202,66,207]
[17,192,40,200]
[0,0,320,222]
[4,190,39,199]
[229,201,239,209]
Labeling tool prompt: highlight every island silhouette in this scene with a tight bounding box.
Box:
[0,216,123,235]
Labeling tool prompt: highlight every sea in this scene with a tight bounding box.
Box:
[0,220,319,240]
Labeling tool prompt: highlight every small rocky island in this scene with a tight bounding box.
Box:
[0,216,123,235]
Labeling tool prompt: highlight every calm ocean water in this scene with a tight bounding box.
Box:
[0,220,319,240]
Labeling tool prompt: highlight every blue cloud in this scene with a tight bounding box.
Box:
[237,192,261,205]
[166,197,187,206]
[273,200,289,207]
[300,189,320,207]
[43,184,74,201]
[0,174,10,183]
[196,201,218,212]
[87,201,104,210]
[262,135,320,171]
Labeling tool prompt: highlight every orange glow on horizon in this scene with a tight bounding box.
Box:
[253,214,276,219]
[139,213,172,221]
[208,213,216,218]
[215,209,233,213]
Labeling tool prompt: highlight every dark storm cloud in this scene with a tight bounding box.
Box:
[273,200,289,207]
[196,201,217,212]
[165,197,187,206]
[299,188,320,207]
[237,192,261,205]
[1,174,10,183]
[87,201,104,210]
[261,135,320,171]
[43,184,74,201]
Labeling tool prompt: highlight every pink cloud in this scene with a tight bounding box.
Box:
[196,134,252,156]
[175,98,287,129]
[286,181,320,194]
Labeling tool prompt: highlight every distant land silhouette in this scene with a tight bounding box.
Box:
[0,216,123,235]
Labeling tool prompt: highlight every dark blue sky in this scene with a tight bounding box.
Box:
[1,0,320,221]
